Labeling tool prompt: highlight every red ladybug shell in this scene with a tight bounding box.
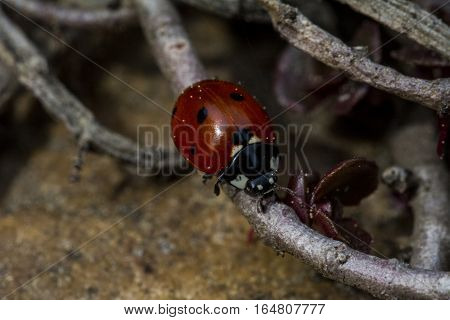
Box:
[171,79,276,175]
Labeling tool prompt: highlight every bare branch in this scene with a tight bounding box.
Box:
[0,0,267,28]
[136,0,450,299]
[178,0,450,61]
[1,0,137,28]
[136,0,206,93]
[411,164,449,270]
[389,114,450,271]
[0,8,185,173]
[228,185,450,299]
[333,0,450,60]
[258,0,449,111]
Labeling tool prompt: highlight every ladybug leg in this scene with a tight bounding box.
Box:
[214,172,226,196]
[213,181,220,196]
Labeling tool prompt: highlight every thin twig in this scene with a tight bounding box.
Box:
[228,185,450,299]
[389,112,450,271]
[333,0,450,60]
[0,8,185,174]
[258,0,449,111]
[1,0,137,28]
[136,0,450,299]
[136,0,207,94]
[1,0,268,27]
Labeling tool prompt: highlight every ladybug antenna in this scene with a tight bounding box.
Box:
[273,184,308,210]
[273,184,298,198]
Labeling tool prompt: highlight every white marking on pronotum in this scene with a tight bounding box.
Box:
[231,136,262,157]
[231,144,243,157]
[248,136,261,144]
[229,174,248,190]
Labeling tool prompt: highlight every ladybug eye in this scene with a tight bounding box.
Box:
[230,92,244,101]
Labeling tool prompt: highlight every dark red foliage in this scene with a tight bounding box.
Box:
[333,82,370,115]
[311,158,379,206]
[283,158,379,253]
[335,218,373,253]
[285,171,319,224]
[274,46,343,112]
[332,21,382,114]
[391,45,450,68]
[388,16,449,161]
[274,21,381,115]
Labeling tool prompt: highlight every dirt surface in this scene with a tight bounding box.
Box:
[0,6,411,299]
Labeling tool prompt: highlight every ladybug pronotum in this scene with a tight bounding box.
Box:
[171,79,279,196]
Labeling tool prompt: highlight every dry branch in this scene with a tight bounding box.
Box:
[229,185,450,299]
[389,113,450,271]
[4,0,450,65]
[136,0,450,299]
[1,0,137,28]
[136,0,207,94]
[257,0,449,111]
[333,0,450,60]
[1,0,267,27]
[0,8,184,173]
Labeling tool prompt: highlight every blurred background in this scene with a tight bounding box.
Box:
[0,0,448,298]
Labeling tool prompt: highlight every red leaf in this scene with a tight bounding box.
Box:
[311,209,372,253]
[311,210,340,240]
[333,21,381,114]
[274,46,343,112]
[391,45,450,67]
[311,158,379,206]
[335,218,372,254]
[333,82,370,115]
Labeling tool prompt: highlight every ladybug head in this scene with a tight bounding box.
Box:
[245,170,278,196]
[221,142,279,196]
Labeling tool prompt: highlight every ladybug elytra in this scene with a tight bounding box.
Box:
[171,79,279,196]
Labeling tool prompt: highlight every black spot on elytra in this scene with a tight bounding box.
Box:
[232,128,253,146]
[171,107,177,118]
[197,106,208,124]
[189,145,196,155]
[230,92,245,101]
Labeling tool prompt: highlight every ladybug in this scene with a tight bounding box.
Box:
[171,79,279,196]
